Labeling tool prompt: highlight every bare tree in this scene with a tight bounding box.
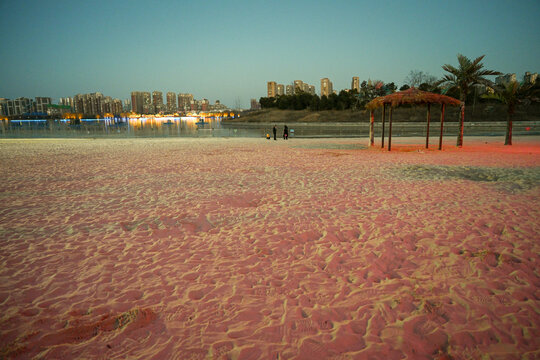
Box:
[405,70,437,88]
[234,97,242,110]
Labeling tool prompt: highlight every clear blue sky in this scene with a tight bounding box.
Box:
[1,0,539,108]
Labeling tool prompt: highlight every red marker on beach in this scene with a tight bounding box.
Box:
[526,127,531,131]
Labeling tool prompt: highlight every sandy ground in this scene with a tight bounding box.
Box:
[0,136,539,360]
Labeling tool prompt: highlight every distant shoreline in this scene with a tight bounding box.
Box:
[230,106,540,123]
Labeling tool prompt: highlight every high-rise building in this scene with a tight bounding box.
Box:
[293,80,304,94]
[321,78,333,97]
[15,98,33,115]
[142,92,152,114]
[152,91,164,113]
[267,81,277,97]
[59,97,73,108]
[286,85,294,96]
[73,92,103,115]
[308,85,316,95]
[73,94,84,114]
[201,99,209,111]
[351,77,360,92]
[166,92,177,113]
[103,96,113,115]
[112,99,123,114]
[34,97,52,114]
[178,93,194,112]
[0,98,7,116]
[277,84,285,96]
[100,96,122,115]
[72,93,118,116]
[131,91,144,114]
[0,97,33,116]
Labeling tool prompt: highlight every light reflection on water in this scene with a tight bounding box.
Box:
[0,118,265,138]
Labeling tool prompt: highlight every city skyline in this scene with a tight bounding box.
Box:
[0,89,231,117]
[1,0,539,108]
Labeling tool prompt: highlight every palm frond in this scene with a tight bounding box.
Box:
[440,53,501,104]
[478,69,502,77]
[457,54,471,68]
[435,74,457,87]
[470,55,486,69]
[442,64,459,75]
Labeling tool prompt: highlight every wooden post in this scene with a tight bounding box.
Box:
[439,103,445,150]
[369,110,374,147]
[388,106,393,151]
[505,113,512,145]
[381,104,386,148]
[457,103,465,147]
[426,103,431,149]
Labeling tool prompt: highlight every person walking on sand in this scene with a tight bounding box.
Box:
[283,125,288,140]
[273,125,277,140]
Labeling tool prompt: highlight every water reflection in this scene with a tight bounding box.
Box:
[1,118,528,138]
[0,117,265,138]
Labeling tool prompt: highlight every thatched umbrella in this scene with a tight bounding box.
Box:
[365,88,461,151]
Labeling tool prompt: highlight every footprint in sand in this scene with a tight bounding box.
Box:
[212,341,233,358]
[3,308,157,359]
[290,319,334,335]
[298,339,332,359]
[471,295,493,305]
[180,349,207,360]
[291,319,318,334]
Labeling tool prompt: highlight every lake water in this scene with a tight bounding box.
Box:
[1,118,261,138]
[1,118,538,138]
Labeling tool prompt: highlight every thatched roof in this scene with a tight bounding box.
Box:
[365,87,462,110]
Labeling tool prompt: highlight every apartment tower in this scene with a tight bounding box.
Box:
[267,81,277,98]
[321,78,333,97]
[166,92,177,113]
[152,91,164,113]
[351,77,360,92]
[178,93,194,112]
[131,91,144,114]
[293,80,303,94]
[142,92,152,114]
[285,85,293,96]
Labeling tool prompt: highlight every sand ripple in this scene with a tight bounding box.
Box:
[1,137,539,359]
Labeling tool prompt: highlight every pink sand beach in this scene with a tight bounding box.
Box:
[1,136,539,359]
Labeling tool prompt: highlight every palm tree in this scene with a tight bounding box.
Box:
[437,54,501,146]
[482,81,533,145]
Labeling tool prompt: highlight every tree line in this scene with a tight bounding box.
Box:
[259,75,469,112]
[259,81,401,111]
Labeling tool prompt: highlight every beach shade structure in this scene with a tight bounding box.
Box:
[365,87,462,151]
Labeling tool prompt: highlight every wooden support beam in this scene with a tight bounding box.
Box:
[439,103,445,150]
[369,110,374,147]
[457,103,465,147]
[426,103,431,149]
[388,106,393,151]
[381,104,386,148]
